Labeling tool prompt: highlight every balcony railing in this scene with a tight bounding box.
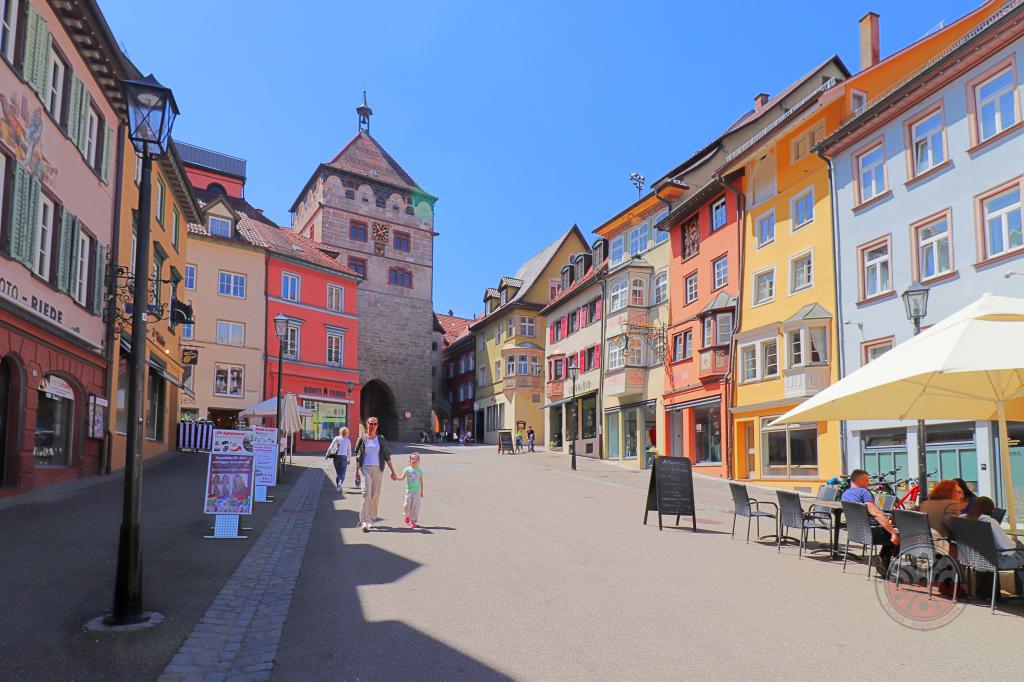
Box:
[783,364,831,399]
[546,380,564,400]
[698,347,729,380]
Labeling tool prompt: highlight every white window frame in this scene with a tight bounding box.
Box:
[326,332,344,366]
[494,360,501,381]
[85,106,99,168]
[181,323,194,340]
[702,317,713,348]
[755,210,775,248]
[787,325,829,368]
[761,338,779,378]
[982,185,1023,259]
[281,272,301,302]
[46,50,65,120]
[910,109,945,176]
[608,338,625,370]
[218,271,246,299]
[214,364,245,398]
[712,256,728,290]
[74,232,89,304]
[35,195,54,280]
[610,236,625,264]
[716,312,733,346]
[791,186,814,230]
[184,263,197,290]
[861,240,892,299]
[284,324,301,359]
[609,277,628,312]
[216,320,245,347]
[739,344,757,382]
[710,196,727,230]
[630,277,646,307]
[915,215,952,280]
[1,0,18,63]
[685,273,698,304]
[851,88,868,112]
[653,271,668,304]
[863,337,894,364]
[752,267,775,307]
[327,284,344,311]
[208,216,232,238]
[789,250,814,294]
[629,223,649,256]
[856,143,886,204]
[519,316,536,337]
[975,67,1018,142]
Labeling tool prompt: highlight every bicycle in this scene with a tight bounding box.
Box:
[891,469,938,509]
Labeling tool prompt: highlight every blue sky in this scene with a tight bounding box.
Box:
[101,0,982,319]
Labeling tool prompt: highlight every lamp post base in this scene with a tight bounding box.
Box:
[87,611,164,632]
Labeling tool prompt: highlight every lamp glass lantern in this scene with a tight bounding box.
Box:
[567,358,579,380]
[901,282,930,323]
[273,314,289,340]
[122,74,178,156]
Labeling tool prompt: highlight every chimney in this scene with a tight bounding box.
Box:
[448,309,453,316]
[860,12,880,70]
[754,93,770,109]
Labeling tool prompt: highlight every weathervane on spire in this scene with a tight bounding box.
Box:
[357,91,373,134]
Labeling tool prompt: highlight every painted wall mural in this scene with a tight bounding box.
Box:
[0,91,58,182]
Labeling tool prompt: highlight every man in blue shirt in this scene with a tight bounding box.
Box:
[841,469,899,572]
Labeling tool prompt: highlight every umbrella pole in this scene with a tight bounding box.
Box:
[997,403,1017,531]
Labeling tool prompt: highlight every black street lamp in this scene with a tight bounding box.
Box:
[106,74,178,627]
[902,281,930,502]
[568,357,579,471]
[273,313,289,476]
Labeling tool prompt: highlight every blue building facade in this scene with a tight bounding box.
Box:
[822,4,1024,503]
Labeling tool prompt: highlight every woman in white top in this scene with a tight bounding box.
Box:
[967,496,1024,567]
[326,427,354,492]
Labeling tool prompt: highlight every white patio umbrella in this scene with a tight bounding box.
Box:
[774,293,1024,529]
[239,396,312,418]
[281,393,304,462]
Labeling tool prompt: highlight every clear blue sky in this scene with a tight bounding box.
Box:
[101,0,982,319]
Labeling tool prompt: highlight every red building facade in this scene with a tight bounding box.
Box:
[437,312,474,437]
[660,175,743,479]
[253,223,361,452]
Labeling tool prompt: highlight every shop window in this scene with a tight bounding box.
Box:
[607,412,620,459]
[693,403,722,464]
[761,418,818,478]
[214,364,244,398]
[145,367,165,441]
[35,375,75,466]
[581,395,597,439]
[301,400,348,441]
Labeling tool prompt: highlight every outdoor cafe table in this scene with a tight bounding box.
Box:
[801,498,844,560]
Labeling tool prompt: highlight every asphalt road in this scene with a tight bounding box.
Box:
[274,446,1024,681]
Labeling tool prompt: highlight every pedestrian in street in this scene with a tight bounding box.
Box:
[325,427,353,492]
[515,425,525,452]
[396,452,425,528]
[527,425,535,452]
[354,416,398,532]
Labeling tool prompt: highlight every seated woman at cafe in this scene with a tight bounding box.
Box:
[918,479,963,553]
[953,477,977,516]
[966,496,1024,565]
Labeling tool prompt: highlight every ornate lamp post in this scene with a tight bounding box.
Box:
[902,281,930,502]
[106,74,178,627]
[568,357,579,471]
[273,313,289,473]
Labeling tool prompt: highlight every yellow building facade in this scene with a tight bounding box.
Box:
[108,140,200,469]
[471,226,589,446]
[728,7,999,490]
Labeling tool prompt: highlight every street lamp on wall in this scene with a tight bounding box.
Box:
[902,282,930,502]
[105,74,178,628]
[273,314,289,472]
[568,357,579,471]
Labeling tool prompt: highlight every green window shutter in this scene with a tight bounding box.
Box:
[67,75,83,144]
[22,6,48,97]
[68,217,81,295]
[57,208,73,292]
[100,123,112,182]
[76,93,91,156]
[91,243,105,315]
[10,164,40,268]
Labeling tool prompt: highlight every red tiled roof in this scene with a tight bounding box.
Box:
[435,313,472,347]
[248,221,361,279]
[540,260,606,315]
[328,131,421,190]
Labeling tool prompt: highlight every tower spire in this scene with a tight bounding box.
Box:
[356,91,373,134]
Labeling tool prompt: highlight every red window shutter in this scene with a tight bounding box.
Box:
[595,299,602,320]
[595,343,601,368]
[560,316,568,336]
[549,324,555,342]
[562,358,568,379]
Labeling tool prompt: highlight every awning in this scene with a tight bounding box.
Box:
[146,358,183,388]
[666,396,721,412]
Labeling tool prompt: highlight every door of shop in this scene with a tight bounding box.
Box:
[208,409,241,429]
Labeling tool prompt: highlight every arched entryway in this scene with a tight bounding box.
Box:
[0,354,23,487]
[360,380,397,440]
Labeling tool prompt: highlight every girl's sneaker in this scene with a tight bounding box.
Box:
[410,522,417,529]
[404,516,410,524]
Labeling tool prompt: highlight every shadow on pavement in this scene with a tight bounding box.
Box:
[273,476,510,681]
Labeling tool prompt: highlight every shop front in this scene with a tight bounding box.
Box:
[604,399,657,468]
[665,395,729,478]
[283,377,358,453]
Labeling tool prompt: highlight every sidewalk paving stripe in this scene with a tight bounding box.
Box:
[158,468,321,681]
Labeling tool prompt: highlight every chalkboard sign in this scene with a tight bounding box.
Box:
[644,457,697,531]
[497,430,515,454]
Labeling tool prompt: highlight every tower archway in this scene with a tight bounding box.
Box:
[360,380,398,440]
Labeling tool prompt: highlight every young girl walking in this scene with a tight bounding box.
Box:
[396,453,425,528]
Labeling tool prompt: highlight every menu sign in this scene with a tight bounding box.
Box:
[251,426,278,487]
[204,429,255,515]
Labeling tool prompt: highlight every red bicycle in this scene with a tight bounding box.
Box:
[891,470,938,510]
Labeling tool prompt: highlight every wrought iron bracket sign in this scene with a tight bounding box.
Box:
[623,321,667,363]
[105,261,194,335]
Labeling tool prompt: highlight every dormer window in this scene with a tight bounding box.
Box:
[500,289,508,306]
[561,268,571,292]
[209,216,232,238]
[574,257,584,282]
[592,240,606,264]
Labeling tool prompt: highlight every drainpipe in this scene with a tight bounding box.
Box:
[597,266,608,460]
[818,147,849,476]
[102,123,128,475]
[713,172,745,480]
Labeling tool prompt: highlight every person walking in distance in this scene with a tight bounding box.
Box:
[527,425,536,452]
[397,453,425,528]
[325,427,353,493]
[354,417,398,532]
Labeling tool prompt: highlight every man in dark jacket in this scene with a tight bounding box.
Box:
[354,417,398,531]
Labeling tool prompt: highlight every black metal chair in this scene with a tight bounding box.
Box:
[951,516,1024,613]
[729,482,778,543]
[841,501,884,580]
[992,507,1007,523]
[777,490,831,558]
[891,509,957,600]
